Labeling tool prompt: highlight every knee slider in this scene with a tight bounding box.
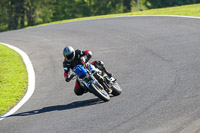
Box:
[74,89,84,96]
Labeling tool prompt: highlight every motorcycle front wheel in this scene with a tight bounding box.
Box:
[89,82,110,102]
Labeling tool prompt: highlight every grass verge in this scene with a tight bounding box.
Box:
[0,44,28,116]
[129,4,200,16]
[27,4,200,29]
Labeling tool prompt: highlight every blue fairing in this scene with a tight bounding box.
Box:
[73,65,87,78]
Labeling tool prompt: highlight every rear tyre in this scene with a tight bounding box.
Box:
[111,81,122,96]
[89,82,110,102]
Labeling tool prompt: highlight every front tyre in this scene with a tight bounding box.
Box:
[89,82,110,102]
[111,81,122,96]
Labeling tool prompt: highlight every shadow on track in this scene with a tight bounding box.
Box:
[9,98,103,117]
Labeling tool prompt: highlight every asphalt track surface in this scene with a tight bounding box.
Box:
[1,16,200,133]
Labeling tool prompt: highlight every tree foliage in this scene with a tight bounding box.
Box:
[145,0,200,8]
[0,0,55,31]
[1,0,199,32]
[0,0,132,31]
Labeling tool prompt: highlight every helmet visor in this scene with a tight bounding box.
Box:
[66,51,74,60]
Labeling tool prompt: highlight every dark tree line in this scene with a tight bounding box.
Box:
[1,0,132,31]
[145,0,200,8]
[0,0,200,32]
[0,0,55,31]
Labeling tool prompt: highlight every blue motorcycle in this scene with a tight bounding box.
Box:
[73,64,121,102]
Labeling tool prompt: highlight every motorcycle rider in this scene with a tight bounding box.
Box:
[63,46,113,96]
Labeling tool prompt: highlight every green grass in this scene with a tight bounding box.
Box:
[0,44,28,116]
[129,4,200,16]
[27,4,200,29]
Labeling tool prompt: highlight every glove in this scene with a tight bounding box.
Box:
[70,74,76,80]
[80,54,91,63]
[65,74,76,82]
[80,57,86,62]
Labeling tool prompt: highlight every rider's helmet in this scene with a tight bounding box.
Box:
[63,46,75,62]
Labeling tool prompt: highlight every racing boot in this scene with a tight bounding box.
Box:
[95,61,112,77]
[105,70,112,78]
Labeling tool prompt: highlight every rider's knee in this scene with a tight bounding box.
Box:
[74,88,84,96]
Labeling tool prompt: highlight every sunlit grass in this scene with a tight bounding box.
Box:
[129,4,200,16]
[0,44,28,115]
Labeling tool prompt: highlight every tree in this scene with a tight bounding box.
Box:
[0,0,8,31]
[0,0,134,32]
[145,0,200,8]
[123,0,132,12]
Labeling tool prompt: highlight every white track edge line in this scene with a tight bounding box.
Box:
[0,42,35,121]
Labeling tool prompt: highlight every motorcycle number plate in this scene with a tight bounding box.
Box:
[88,64,95,71]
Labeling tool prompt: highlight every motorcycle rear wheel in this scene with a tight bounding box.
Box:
[111,81,122,96]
